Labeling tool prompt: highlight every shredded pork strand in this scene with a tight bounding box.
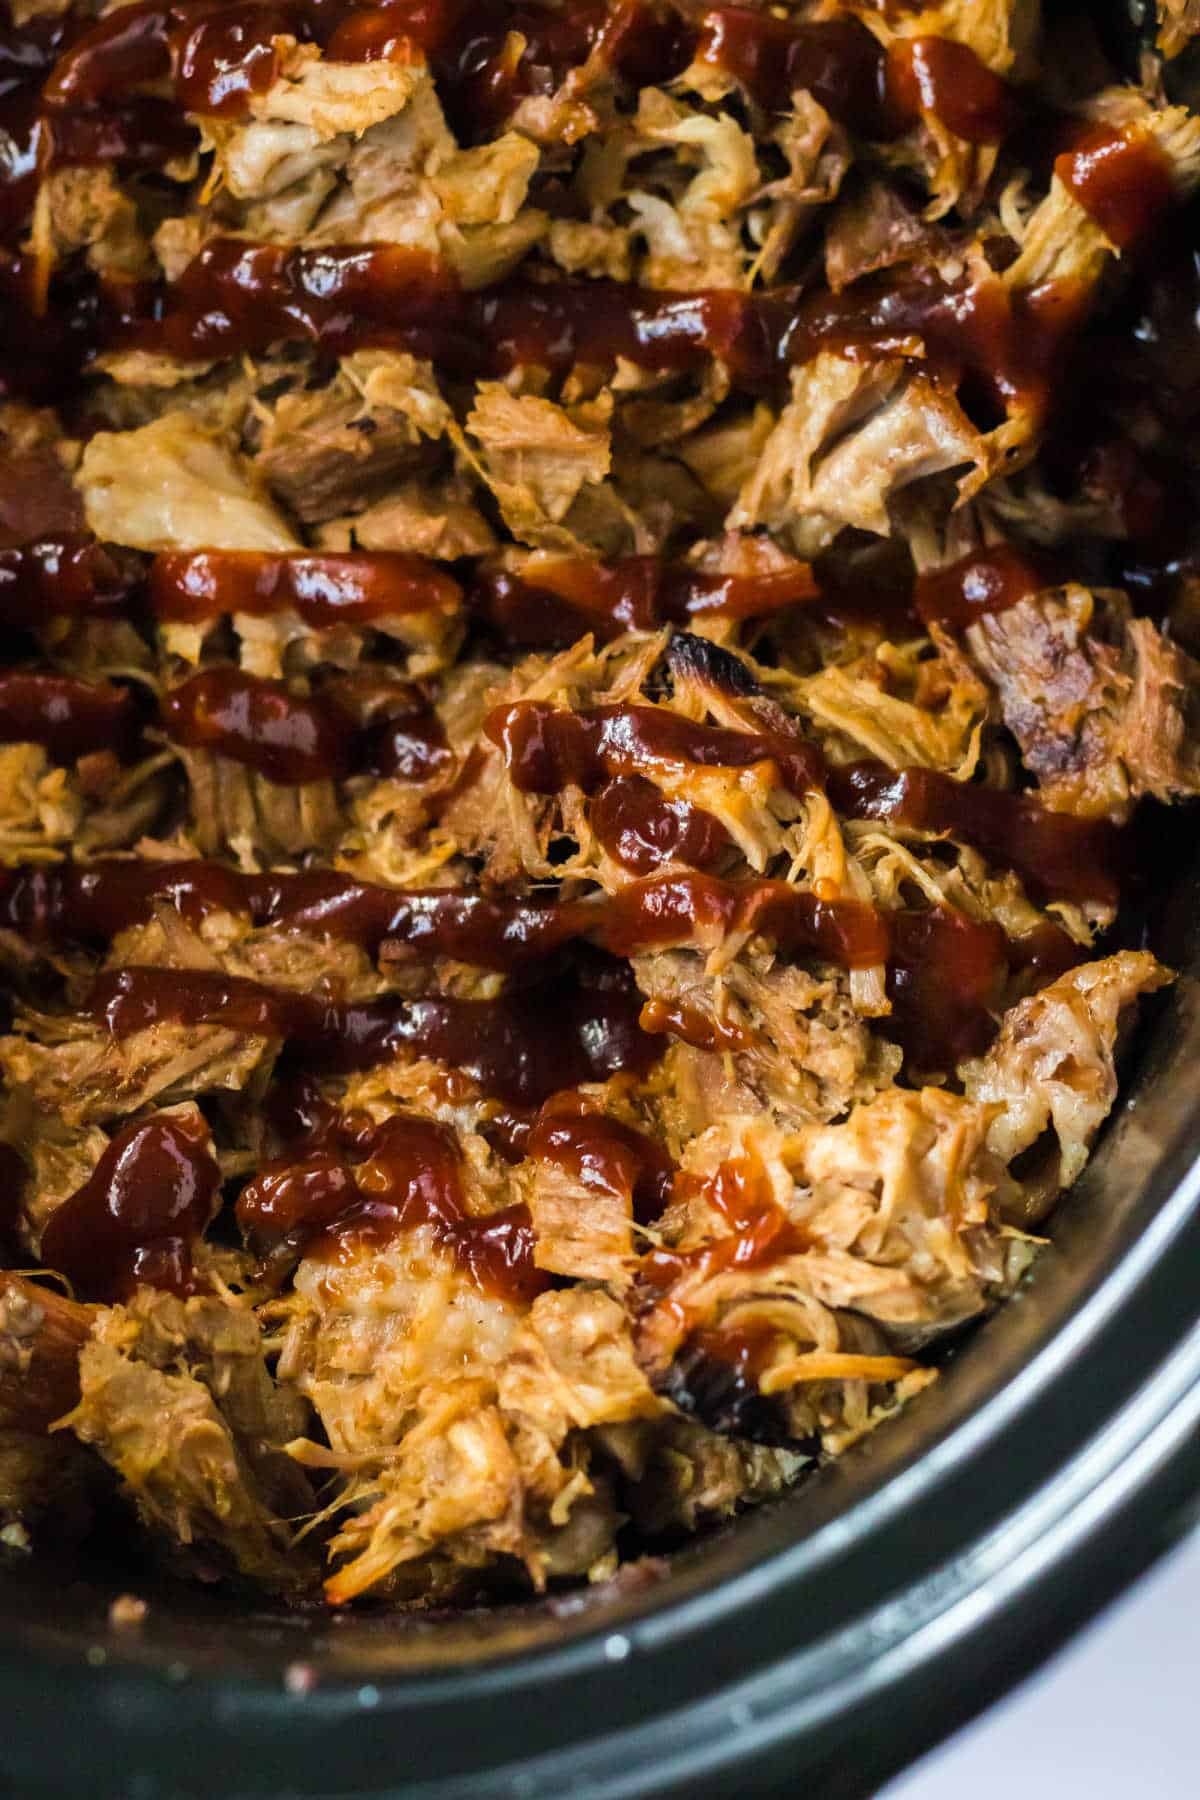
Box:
[0,0,1192,1608]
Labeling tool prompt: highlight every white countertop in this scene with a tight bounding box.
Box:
[885,1521,1200,1797]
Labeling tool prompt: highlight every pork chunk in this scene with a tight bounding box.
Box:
[967,589,1200,818]
[963,950,1172,1219]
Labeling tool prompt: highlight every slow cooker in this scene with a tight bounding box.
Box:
[0,849,1196,1800]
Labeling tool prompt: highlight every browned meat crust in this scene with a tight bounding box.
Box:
[968,591,1200,819]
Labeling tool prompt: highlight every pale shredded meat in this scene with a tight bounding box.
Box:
[0,0,1193,1612]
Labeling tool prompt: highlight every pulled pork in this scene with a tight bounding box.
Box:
[0,0,1193,1609]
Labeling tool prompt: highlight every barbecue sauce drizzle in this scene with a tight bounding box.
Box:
[1054,124,1174,251]
[236,1088,672,1298]
[90,241,1082,426]
[485,699,1124,906]
[640,1149,812,1335]
[0,0,1168,1325]
[0,535,1065,646]
[159,667,448,784]
[2,541,820,641]
[0,670,140,762]
[40,1111,221,1302]
[88,952,660,1105]
[0,0,1170,417]
[34,0,1011,141]
[526,1097,673,1225]
[0,536,1073,655]
[592,776,733,875]
[237,1112,547,1303]
[3,851,1076,1078]
[151,549,462,626]
[468,555,819,644]
[0,0,1094,294]
[9,861,883,967]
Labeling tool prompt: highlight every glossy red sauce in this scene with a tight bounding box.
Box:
[160,666,448,785]
[43,0,443,118]
[238,1145,359,1245]
[0,852,881,977]
[695,10,891,133]
[885,35,1019,144]
[914,544,1054,629]
[0,671,140,762]
[594,872,890,968]
[260,1067,353,1156]
[1055,124,1174,251]
[162,667,355,783]
[0,848,885,978]
[0,14,193,243]
[489,700,1120,905]
[109,238,458,364]
[527,1096,673,1224]
[1,726,1117,981]
[0,10,69,242]
[180,6,279,110]
[696,7,1008,147]
[0,8,197,244]
[781,264,1091,422]
[0,535,142,626]
[237,1111,547,1301]
[96,236,1091,427]
[97,234,1047,409]
[42,0,637,133]
[470,555,818,647]
[638,994,754,1054]
[150,549,462,626]
[474,1103,536,1163]
[42,0,945,146]
[359,683,451,783]
[484,699,827,798]
[890,908,1081,1068]
[14,539,810,644]
[324,0,450,63]
[0,256,104,406]
[886,906,1006,1068]
[43,0,172,106]
[809,537,920,634]
[89,951,660,1105]
[640,1150,811,1337]
[36,0,1021,154]
[40,1111,220,1302]
[688,1316,783,1386]
[829,759,1125,905]
[372,884,584,966]
[9,847,1082,1074]
[0,857,253,940]
[431,271,763,381]
[0,0,1166,424]
[0,0,1029,266]
[1006,917,1082,990]
[591,775,732,874]
[429,0,603,142]
[46,93,198,167]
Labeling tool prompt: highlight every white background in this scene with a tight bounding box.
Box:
[885,1523,1200,1797]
